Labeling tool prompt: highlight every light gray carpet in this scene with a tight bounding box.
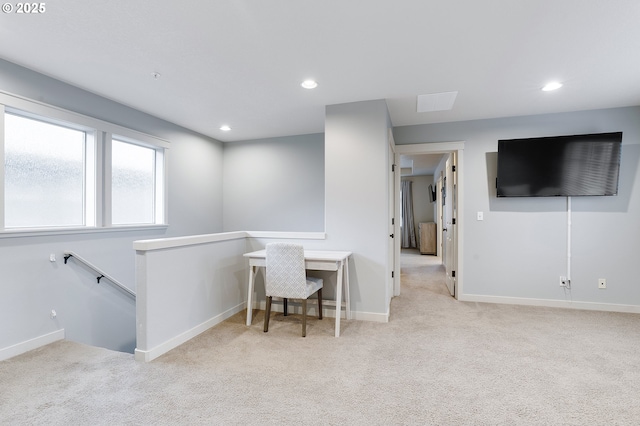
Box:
[2,251,640,425]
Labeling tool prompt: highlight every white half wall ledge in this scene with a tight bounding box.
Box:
[133,231,248,251]
[133,230,327,251]
[0,329,65,362]
[459,294,640,314]
[245,231,326,240]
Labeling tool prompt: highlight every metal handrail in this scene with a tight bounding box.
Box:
[63,251,136,299]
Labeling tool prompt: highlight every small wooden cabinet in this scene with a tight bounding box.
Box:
[419,222,437,255]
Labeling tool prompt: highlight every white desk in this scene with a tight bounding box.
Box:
[243,249,352,337]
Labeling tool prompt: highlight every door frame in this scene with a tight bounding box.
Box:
[443,152,456,297]
[393,141,464,299]
[388,133,398,306]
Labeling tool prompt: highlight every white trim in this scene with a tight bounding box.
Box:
[456,150,464,298]
[0,224,169,239]
[0,329,65,361]
[459,294,640,314]
[255,300,389,323]
[0,105,5,229]
[350,310,389,323]
[102,132,113,227]
[132,231,327,252]
[133,231,248,251]
[1,90,170,234]
[135,299,386,363]
[245,231,326,240]
[0,90,170,148]
[134,302,245,362]
[393,141,465,299]
[395,141,465,154]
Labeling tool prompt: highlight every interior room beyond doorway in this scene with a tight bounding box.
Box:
[399,153,449,298]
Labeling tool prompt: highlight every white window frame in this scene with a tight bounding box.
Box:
[0,91,169,237]
[108,134,166,227]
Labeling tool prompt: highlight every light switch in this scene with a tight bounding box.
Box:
[477,211,484,221]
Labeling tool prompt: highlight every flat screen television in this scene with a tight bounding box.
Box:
[496,132,622,197]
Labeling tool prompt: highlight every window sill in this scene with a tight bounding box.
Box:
[0,224,169,239]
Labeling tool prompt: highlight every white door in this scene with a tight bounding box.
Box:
[443,153,457,297]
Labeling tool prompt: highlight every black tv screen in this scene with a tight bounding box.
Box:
[497,132,622,197]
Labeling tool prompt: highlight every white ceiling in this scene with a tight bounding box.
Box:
[1,1,639,142]
[400,154,443,177]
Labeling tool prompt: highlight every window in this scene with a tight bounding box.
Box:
[4,113,91,228]
[1,93,168,235]
[111,139,158,225]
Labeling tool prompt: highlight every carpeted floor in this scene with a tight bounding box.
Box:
[2,250,640,425]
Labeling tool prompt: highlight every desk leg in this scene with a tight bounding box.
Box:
[335,260,343,337]
[246,265,256,326]
[344,258,351,320]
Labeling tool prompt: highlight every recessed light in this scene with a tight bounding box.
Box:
[542,82,562,91]
[220,125,231,131]
[301,79,318,89]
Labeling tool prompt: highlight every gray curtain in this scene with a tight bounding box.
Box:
[401,180,417,248]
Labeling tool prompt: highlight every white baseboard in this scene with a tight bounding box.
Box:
[134,299,391,363]
[350,310,389,323]
[255,300,389,323]
[459,294,640,314]
[134,302,246,363]
[0,329,65,362]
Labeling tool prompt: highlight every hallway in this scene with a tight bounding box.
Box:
[400,249,449,297]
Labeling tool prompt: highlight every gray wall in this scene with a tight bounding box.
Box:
[4,54,638,357]
[394,107,640,307]
[222,134,324,231]
[323,100,393,316]
[0,59,224,353]
[403,175,435,226]
[224,100,394,318]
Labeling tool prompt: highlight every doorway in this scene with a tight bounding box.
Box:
[392,142,464,299]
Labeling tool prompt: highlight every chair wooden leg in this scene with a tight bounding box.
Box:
[283,298,288,316]
[264,296,272,332]
[302,299,307,337]
[317,288,323,320]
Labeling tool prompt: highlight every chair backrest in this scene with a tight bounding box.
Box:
[265,243,307,299]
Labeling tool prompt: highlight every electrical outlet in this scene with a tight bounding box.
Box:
[49,253,56,262]
[598,278,607,289]
[559,276,567,287]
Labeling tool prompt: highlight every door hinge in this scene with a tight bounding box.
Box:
[452,218,456,225]
[392,164,396,172]
[392,218,395,225]
[392,271,395,278]
[452,165,456,172]
[452,270,456,278]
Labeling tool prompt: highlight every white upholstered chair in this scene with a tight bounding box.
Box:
[264,243,323,337]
